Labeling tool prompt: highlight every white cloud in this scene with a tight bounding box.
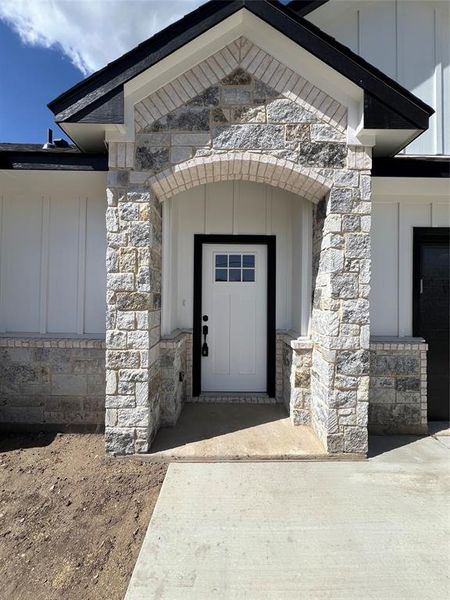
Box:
[0,0,204,75]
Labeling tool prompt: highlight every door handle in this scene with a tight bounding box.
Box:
[202,318,209,357]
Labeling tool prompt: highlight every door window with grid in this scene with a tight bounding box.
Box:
[214,253,255,282]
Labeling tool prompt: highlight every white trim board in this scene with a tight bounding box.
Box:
[372,177,450,198]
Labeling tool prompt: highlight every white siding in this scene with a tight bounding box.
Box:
[371,178,450,337]
[1,195,42,332]
[0,171,107,336]
[47,196,80,333]
[163,181,311,335]
[309,0,450,155]
[371,202,399,335]
[85,196,108,333]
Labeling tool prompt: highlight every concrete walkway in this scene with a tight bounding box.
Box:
[126,435,450,600]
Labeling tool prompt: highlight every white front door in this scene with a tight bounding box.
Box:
[201,244,267,392]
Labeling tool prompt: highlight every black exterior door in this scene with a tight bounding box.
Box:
[413,228,450,421]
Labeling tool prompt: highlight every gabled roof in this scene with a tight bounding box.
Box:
[48,0,433,138]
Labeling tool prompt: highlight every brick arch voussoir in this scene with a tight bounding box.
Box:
[148,152,332,203]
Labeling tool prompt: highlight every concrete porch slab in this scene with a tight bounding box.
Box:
[147,403,327,461]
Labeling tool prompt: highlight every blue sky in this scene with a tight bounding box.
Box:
[0,0,290,146]
[0,20,82,143]
[0,0,206,145]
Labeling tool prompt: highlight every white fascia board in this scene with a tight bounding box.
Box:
[120,8,364,143]
[373,176,450,198]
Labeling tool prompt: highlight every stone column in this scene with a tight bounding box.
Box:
[104,170,162,455]
[310,146,372,454]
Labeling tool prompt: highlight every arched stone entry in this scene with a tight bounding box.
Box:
[149,152,332,203]
[104,38,372,456]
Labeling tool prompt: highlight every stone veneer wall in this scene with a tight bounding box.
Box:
[109,37,346,205]
[278,334,428,442]
[0,334,427,439]
[105,36,375,454]
[129,37,347,204]
[0,337,105,430]
[369,338,428,434]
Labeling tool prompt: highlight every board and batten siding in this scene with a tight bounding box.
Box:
[371,177,450,337]
[308,0,450,155]
[0,171,107,336]
[162,180,312,336]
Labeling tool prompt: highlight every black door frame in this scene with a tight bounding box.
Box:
[192,234,276,398]
[412,227,450,335]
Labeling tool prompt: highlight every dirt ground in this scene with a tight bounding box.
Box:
[0,433,166,600]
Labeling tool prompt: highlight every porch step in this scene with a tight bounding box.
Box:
[188,393,278,405]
